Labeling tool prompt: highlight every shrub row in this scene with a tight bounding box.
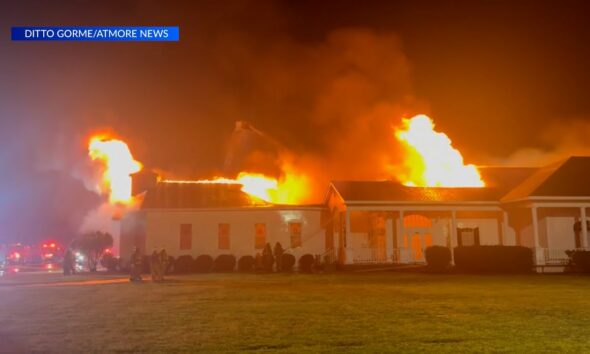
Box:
[424,245,534,273]
[566,250,590,272]
[159,253,309,274]
[453,246,533,273]
[298,254,315,273]
[424,246,451,272]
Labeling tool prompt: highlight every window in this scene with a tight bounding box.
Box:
[180,224,192,250]
[289,222,302,248]
[404,214,432,228]
[255,223,266,249]
[218,223,230,250]
[458,227,480,246]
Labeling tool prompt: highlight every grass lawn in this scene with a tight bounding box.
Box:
[1,272,590,353]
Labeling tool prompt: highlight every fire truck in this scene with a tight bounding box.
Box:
[3,241,64,266]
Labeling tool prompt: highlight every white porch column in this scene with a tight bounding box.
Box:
[399,210,405,246]
[386,214,394,263]
[450,210,458,263]
[501,211,509,246]
[344,210,351,264]
[531,207,540,248]
[531,206,544,266]
[581,207,589,249]
[397,210,406,263]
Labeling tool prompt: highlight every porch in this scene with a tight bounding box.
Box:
[508,203,590,266]
[334,207,509,265]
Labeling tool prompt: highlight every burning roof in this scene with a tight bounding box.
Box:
[85,119,590,214]
[330,181,503,204]
[141,182,265,209]
[330,156,590,205]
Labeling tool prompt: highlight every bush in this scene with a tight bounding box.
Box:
[298,254,315,273]
[214,254,236,272]
[238,256,255,272]
[566,250,590,272]
[425,246,451,272]
[194,255,214,273]
[174,255,195,274]
[100,253,119,272]
[255,253,264,271]
[454,246,533,273]
[281,254,296,272]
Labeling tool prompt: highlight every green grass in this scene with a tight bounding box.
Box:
[1,272,590,353]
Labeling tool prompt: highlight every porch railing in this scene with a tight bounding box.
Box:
[542,247,590,265]
[352,248,388,264]
[543,249,570,265]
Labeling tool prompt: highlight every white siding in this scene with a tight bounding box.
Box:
[519,217,577,250]
[456,218,500,245]
[503,226,517,246]
[143,208,324,260]
[520,224,534,248]
[431,219,448,246]
[545,217,576,250]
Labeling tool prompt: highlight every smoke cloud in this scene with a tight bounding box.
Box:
[187,27,424,198]
[485,119,590,167]
[0,122,102,244]
[0,17,493,244]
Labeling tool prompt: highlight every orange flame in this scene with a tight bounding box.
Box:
[163,169,311,205]
[394,114,484,187]
[88,136,142,204]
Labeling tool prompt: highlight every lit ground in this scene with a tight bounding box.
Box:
[1,271,590,353]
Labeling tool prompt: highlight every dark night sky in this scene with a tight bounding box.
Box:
[1,0,590,242]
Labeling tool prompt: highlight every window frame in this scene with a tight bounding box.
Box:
[218,223,230,250]
[289,222,302,248]
[254,223,266,249]
[179,223,193,250]
[457,227,480,246]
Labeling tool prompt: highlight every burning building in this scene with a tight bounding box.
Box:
[88,116,589,271]
[118,156,590,271]
[120,176,324,263]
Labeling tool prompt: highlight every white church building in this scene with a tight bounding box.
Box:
[121,156,590,269]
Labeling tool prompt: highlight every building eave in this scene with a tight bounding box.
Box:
[343,200,500,206]
[501,196,590,204]
[141,205,325,213]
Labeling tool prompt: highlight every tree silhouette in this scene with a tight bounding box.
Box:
[71,231,113,272]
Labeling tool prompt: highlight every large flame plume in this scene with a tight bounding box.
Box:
[394,114,484,187]
[88,136,142,204]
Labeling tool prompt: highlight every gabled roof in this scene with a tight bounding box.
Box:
[330,181,503,204]
[502,156,590,201]
[478,167,537,193]
[141,182,264,209]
